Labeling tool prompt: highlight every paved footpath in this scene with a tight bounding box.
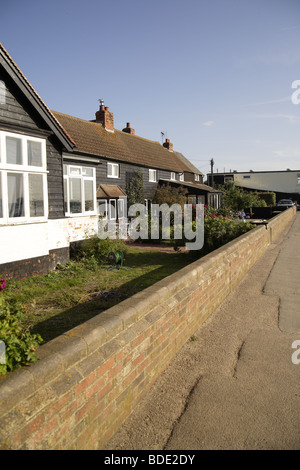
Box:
[105,214,300,450]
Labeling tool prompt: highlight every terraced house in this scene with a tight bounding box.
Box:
[0,43,220,278]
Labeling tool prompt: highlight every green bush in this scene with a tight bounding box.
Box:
[76,236,128,264]
[255,192,276,206]
[0,297,43,375]
[219,182,267,211]
[204,213,253,250]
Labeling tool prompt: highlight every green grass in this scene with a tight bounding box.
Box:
[2,247,196,343]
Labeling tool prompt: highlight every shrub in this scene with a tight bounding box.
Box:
[76,236,128,264]
[220,182,267,211]
[0,296,43,375]
[152,184,188,209]
[255,192,276,206]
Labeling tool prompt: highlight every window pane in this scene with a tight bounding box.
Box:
[82,167,93,177]
[108,163,118,177]
[8,173,24,217]
[84,179,94,211]
[6,137,22,165]
[118,199,125,218]
[69,178,82,213]
[70,167,81,176]
[108,164,113,177]
[149,169,156,182]
[0,175,2,218]
[29,174,44,217]
[109,200,116,219]
[28,140,42,166]
[98,199,108,218]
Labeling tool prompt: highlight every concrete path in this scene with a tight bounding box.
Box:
[105,214,300,450]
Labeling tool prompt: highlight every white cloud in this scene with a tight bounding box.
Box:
[203,121,214,127]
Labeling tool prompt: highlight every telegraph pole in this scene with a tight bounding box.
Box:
[210,158,214,187]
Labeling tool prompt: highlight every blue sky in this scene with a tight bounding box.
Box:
[1,0,300,177]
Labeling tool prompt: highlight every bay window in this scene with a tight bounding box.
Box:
[63,164,96,216]
[0,131,47,223]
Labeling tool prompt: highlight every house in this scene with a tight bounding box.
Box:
[207,170,300,203]
[0,42,218,278]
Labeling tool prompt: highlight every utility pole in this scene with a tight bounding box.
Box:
[210,158,214,187]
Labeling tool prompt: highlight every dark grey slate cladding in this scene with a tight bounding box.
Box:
[0,78,65,219]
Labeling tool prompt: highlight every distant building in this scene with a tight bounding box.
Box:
[207,170,300,203]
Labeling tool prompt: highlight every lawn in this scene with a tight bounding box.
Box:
[2,246,196,343]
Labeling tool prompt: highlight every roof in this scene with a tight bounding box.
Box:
[174,152,203,176]
[96,184,126,198]
[159,179,221,193]
[52,111,195,173]
[0,43,75,151]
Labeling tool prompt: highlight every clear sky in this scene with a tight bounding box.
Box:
[1,0,300,177]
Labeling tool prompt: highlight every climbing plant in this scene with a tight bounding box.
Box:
[126,171,144,207]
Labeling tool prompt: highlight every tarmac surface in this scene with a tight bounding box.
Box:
[105,214,300,450]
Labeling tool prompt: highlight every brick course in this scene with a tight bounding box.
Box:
[0,206,296,449]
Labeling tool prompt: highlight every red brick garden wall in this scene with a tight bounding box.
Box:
[0,207,296,449]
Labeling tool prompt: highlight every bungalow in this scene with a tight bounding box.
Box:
[0,43,219,278]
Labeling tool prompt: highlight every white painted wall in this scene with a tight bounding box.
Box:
[234,171,300,194]
[47,216,99,250]
[0,216,99,264]
[0,222,49,264]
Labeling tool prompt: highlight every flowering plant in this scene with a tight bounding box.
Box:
[0,278,6,291]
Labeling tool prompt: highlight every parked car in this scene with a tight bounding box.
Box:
[277,199,295,207]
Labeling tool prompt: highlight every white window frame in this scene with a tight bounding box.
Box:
[108,199,117,220]
[194,174,200,181]
[98,199,108,219]
[149,169,157,182]
[118,198,126,220]
[107,162,119,178]
[179,173,184,182]
[0,130,48,224]
[170,172,176,181]
[63,164,96,216]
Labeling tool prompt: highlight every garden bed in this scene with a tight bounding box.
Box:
[1,246,195,345]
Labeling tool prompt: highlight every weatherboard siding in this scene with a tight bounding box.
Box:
[0,78,65,220]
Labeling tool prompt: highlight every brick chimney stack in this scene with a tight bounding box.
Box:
[95,102,114,132]
[122,122,135,135]
[163,138,173,152]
